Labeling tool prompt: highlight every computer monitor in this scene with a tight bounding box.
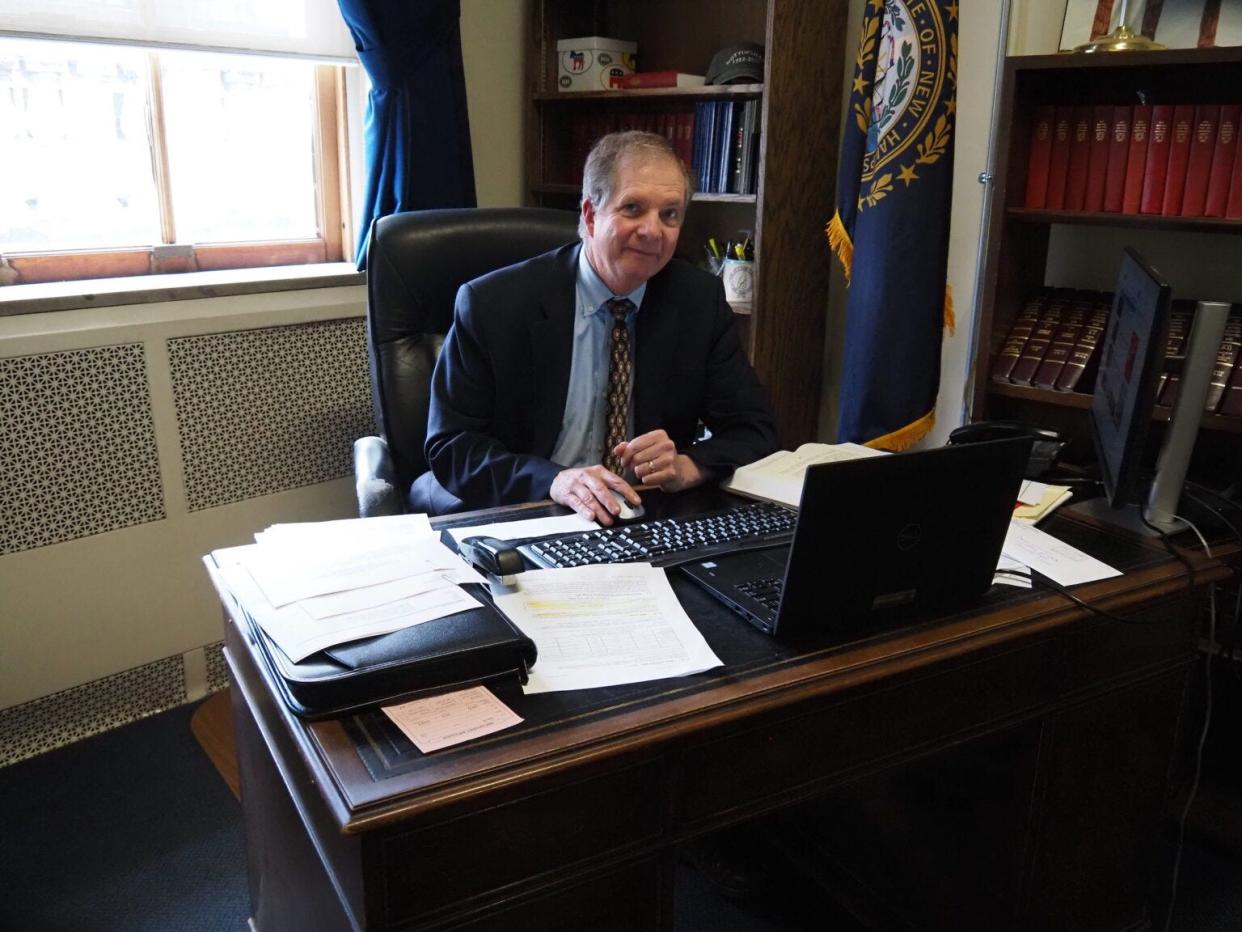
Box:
[1088,247,1172,509]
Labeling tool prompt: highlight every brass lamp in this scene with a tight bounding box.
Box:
[1074,0,1166,52]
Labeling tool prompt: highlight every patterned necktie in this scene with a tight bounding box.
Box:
[603,297,635,474]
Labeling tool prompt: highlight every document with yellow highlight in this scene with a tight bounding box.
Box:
[494,564,722,693]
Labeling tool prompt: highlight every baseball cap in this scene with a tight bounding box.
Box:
[705,43,765,85]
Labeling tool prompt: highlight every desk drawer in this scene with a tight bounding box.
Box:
[376,759,664,926]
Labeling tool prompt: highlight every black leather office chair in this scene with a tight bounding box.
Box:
[353,207,580,516]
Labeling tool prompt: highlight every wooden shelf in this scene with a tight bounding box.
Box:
[526,0,848,446]
[533,84,762,103]
[1006,208,1242,234]
[987,383,1242,435]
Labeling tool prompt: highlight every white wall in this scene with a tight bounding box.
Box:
[461,0,529,207]
[0,5,528,716]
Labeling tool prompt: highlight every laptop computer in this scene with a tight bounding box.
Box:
[681,436,1032,639]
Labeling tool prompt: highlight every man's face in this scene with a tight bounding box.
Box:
[582,153,686,296]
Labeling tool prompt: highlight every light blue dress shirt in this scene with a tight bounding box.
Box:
[549,246,647,469]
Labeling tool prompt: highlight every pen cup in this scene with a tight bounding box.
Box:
[722,258,754,314]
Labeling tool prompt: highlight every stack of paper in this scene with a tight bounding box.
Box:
[721,442,886,507]
[211,514,485,662]
[1012,480,1074,524]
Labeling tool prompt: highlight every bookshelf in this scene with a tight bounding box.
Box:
[525,0,848,446]
[972,48,1242,482]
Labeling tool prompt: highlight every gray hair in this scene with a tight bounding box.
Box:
[578,130,694,239]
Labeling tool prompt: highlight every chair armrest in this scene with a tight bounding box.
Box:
[353,436,404,517]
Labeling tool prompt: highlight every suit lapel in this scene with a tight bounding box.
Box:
[529,244,579,456]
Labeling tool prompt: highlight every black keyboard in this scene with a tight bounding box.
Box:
[737,575,784,611]
[518,501,796,569]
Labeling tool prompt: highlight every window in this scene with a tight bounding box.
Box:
[0,36,350,285]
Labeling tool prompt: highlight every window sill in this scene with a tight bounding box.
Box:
[0,263,365,318]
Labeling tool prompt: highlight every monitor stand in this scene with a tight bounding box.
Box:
[1071,300,1231,539]
[1067,497,1164,537]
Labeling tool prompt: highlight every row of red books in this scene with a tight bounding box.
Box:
[992,290,1242,416]
[567,110,695,185]
[1024,103,1242,219]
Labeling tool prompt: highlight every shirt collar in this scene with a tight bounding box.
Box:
[576,244,646,318]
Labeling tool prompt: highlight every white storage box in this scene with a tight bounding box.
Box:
[556,36,637,92]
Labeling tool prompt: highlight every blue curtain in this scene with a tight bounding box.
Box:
[337,0,477,267]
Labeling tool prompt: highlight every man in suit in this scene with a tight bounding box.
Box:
[423,130,777,521]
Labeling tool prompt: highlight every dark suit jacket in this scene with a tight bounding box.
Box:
[424,242,778,509]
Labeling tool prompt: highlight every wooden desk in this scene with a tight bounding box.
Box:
[214,504,1224,932]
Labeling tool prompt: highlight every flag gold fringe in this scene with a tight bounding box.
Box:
[863,408,935,452]
[826,211,853,285]
[944,282,955,335]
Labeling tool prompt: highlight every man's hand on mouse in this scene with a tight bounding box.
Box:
[550,465,640,526]
[613,430,712,493]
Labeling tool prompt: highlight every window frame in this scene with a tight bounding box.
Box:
[1,52,352,286]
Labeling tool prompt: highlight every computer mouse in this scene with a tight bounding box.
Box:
[610,489,645,521]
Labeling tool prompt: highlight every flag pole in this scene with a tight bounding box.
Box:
[960,0,1015,427]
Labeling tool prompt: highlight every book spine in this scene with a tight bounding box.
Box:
[1055,304,1109,392]
[1156,306,1192,406]
[615,70,679,89]
[695,101,715,191]
[1205,315,1242,412]
[718,102,736,194]
[991,296,1045,383]
[1045,106,1074,210]
[1219,341,1242,417]
[729,104,747,193]
[1180,104,1219,217]
[1228,119,1242,220]
[1009,300,1065,385]
[1032,319,1084,389]
[1141,104,1175,214]
[1083,105,1112,212]
[1122,104,1151,215]
[740,100,760,195]
[1205,105,1239,218]
[1160,103,1195,216]
[1025,105,1054,209]
[676,110,694,171]
[1063,106,1093,211]
[1102,106,1131,213]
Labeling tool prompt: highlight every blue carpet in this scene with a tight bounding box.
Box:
[0,703,247,932]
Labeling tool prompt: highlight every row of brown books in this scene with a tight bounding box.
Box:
[992,290,1242,416]
[567,111,696,185]
[1024,103,1242,219]
[1156,305,1242,416]
[992,291,1110,393]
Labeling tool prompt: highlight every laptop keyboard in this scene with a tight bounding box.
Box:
[736,575,784,611]
[521,501,796,569]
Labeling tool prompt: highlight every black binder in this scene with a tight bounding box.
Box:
[241,584,536,719]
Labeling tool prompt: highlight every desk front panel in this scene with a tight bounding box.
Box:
[224,509,1220,931]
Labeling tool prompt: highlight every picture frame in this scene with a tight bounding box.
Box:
[1059,0,1242,51]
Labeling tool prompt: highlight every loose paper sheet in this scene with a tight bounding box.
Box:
[383,685,523,753]
[216,547,481,661]
[241,536,471,607]
[1001,521,1122,588]
[494,564,723,693]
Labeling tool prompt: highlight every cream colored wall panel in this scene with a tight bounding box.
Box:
[1,344,165,554]
[167,319,374,511]
[461,0,528,206]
